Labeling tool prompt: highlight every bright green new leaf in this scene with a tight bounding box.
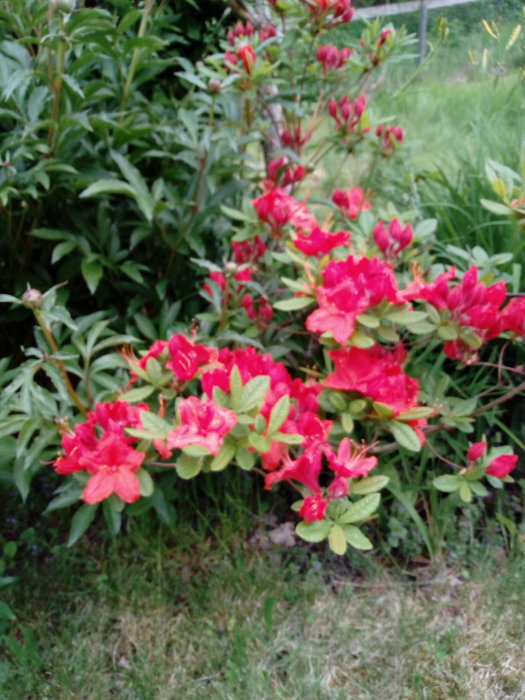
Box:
[432,474,461,492]
[338,493,380,524]
[137,469,154,497]
[210,439,236,472]
[342,525,373,550]
[350,475,389,495]
[295,520,331,543]
[329,525,347,555]
[273,296,314,311]
[267,394,290,435]
[389,421,422,453]
[176,454,203,479]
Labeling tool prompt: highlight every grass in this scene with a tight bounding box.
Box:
[2,526,525,699]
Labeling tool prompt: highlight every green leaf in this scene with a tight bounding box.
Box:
[357,313,380,329]
[384,310,428,324]
[67,503,98,547]
[103,499,122,535]
[338,493,380,524]
[230,365,243,411]
[480,198,513,216]
[267,395,290,435]
[239,375,270,414]
[372,401,395,419]
[469,481,489,497]
[349,331,374,349]
[119,385,155,403]
[437,325,458,341]
[81,258,103,294]
[248,433,271,453]
[432,474,461,492]
[236,447,256,471]
[459,482,472,503]
[341,525,373,550]
[182,444,211,457]
[295,520,331,543]
[254,413,267,434]
[137,469,154,497]
[350,475,389,495]
[210,439,236,472]
[328,525,347,555]
[341,412,354,433]
[176,454,202,479]
[140,411,172,435]
[273,296,314,311]
[80,178,136,200]
[44,486,83,513]
[397,407,435,420]
[271,432,304,445]
[388,421,422,453]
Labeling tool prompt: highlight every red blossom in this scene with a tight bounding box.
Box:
[227,20,254,46]
[79,432,145,504]
[467,441,487,462]
[293,227,351,256]
[376,124,404,156]
[373,218,413,262]
[306,255,405,345]
[316,44,353,73]
[166,334,216,382]
[300,0,354,27]
[332,187,371,219]
[232,236,266,264]
[328,94,367,135]
[252,188,317,234]
[325,438,378,478]
[486,454,518,478]
[325,345,421,416]
[167,397,237,456]
[299,494,328,522]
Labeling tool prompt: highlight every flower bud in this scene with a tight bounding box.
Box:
[209,78,221,94]
[22,288,44,309]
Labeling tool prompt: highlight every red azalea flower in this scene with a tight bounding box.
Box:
[316,44,353,73]
[325,345,421,416]
[293,227,351,256]
[299,494,328,523]
[252,188,317,234]
[306,255,405,345]
[325,438,377,478]
[332,187,371,219]
[328,94,367,135]
[79,432,145,504]
[486,454,518,478]
[167,397,237,455]
[232,236,266,264]
[265,447,322,492]
[373,218,413,261]
[467,441,487,462]
[166,334,216,382]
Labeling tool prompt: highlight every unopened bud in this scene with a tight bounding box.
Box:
[22,288,44,309]
[209,78,221,94]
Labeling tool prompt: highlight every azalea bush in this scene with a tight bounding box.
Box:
[1,0,524,556]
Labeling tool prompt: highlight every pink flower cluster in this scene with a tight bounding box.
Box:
[466,441,518,478]
[299,0,354,27]
[54,401,148,504]
[328,94,368,136]
[316,44,353,73]
[373,218,413,262]
[306,255,406,345]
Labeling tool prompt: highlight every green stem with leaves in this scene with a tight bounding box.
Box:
[121,0,155,112]
[33,309,88,417]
